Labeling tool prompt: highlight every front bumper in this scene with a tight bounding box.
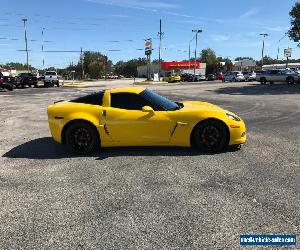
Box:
[228,120,247,145]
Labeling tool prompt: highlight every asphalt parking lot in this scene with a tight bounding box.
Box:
[1,81,300,249]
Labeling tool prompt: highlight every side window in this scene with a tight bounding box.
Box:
[110,93,152,110]
[70,91,104,105]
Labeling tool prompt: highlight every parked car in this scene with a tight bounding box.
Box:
[257,69,299,85]
[215,72,223,80]
[222,71,245,82]
[206,74,216,81]
[0,72,14,91]
[181,73,194,82]
[44,71,59,87]
[195,74,206,81]
[242,71,256,81]
[17,73,38,88]
[163,73,181,83]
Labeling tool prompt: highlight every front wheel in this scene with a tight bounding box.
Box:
[260,77,267,85]
[192,120,229,153]
[287,77,295,85]
[65,121,100,154]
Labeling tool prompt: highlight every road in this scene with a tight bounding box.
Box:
[1,81,300,249]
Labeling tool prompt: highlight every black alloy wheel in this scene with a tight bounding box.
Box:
[193,120,228,153]
[66,121,99,154]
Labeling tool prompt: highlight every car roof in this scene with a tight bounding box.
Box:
[109,87,145,94]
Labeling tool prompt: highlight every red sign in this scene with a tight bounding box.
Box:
[161,61,201,70]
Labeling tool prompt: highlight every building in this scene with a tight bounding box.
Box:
[262,63,300,70]
[137,61,207,78]
[232,59,256,71]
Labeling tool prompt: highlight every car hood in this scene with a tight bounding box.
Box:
[180,101,226,112]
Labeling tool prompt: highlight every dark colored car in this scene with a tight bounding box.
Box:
[181,73,194,82]
[0,73,14,91]
[206,74,216,81]
[17,73,38,88]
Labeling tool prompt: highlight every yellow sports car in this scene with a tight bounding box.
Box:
[47,87,246,154]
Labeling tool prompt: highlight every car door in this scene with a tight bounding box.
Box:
[103,92,172,145]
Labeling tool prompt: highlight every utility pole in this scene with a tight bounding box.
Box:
[41,27,45,69]
[22,18,29,72]
[80,47,84,79]
[192,29,202,80]
[260,33,268,66]
[158,19,164,81]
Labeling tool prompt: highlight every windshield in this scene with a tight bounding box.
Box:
[140,89,181,111]
[45,71,57,75]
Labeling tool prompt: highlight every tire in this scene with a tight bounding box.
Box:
[229,144,242,151]
[192,120,229,153]
[65,121,100,154]
[270,81,274,84]
[4,84,13,91]
[222,78,225,82]
[260,77,267,85]
[287,77,295,85]
[56,82,59,87]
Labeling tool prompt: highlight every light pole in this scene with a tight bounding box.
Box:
[277,32,288,60]
[22,18,29,72]
[192,29,202,80]
[188,36,195,71]
[260,33,268,66]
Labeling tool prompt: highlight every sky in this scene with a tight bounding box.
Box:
[0,0,299,68]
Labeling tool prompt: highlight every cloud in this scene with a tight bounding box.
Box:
[210,35,230,42]
[263,25,289,32]
[239,8,260,19]
[86,0,180,10]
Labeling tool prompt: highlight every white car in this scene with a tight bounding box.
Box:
[44,71,59,87]
[222,71,245,82]
[243,71,256,81]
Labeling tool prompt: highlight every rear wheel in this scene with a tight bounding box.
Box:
[192,120,229,153]
[65,121,100,154]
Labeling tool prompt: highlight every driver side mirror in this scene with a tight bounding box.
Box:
[142,106,154,113]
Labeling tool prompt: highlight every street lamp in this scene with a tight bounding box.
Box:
[192,29,202,80]
[22,18,29,72]
[260,33,268,66]
[277,32,288,60]
[188,36,195,71]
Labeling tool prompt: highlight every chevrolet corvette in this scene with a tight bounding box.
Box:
[47,87,246,154]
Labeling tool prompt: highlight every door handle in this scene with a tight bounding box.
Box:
[177,122,187,126]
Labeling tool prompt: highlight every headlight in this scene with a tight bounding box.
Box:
[226,113,241,121]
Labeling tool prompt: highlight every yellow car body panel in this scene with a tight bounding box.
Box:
[47,87,246,148]
[163,75,181,83]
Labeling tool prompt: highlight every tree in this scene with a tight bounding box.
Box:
[200,48,218,74]
[234,57,254,61]
[114,58,147,77]
[288,2,300,44]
